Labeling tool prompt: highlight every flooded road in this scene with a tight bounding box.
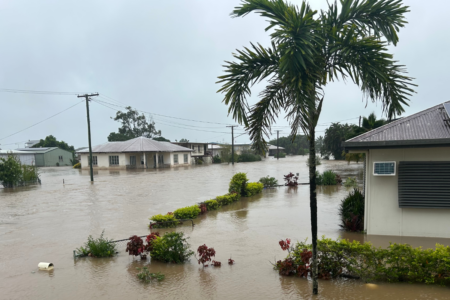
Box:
[1,156,449,299]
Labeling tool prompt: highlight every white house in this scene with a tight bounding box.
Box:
[78,137,193,170]
[344,101,450,238]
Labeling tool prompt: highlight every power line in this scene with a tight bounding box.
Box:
[0,88,81,95]
[0,100,84,141]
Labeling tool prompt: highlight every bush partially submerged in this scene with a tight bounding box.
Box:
[229,172,248,196]
[76,230,116,257]
[136,267,164,283]
[216,193,239,206]
[344,177,358,187]
[173,205,201,219]
[204,199,220,210]
[259,176,278,188]
[339,188,365,232]
[150,232,194,263]
[149,213,178,228]
[316,170,341,186]
[245,182,264,196]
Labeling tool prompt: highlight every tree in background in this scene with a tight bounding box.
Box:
[268,135,309,155]
[153,136,171,142]
[179,138,189,143]
[315,136,324,155]
[322,123,358,160]
[217,0,415,293]
[108,106,161,142]
[32,135,77,164]
[349,112,387,139]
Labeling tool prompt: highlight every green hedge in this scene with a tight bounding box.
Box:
[292,237,450,285]
[229,172,248,196]
[149,213,178,228]
[246,182,264,196]
[204,199,220,210]
[173,205,201,219]
[216,193,239,206]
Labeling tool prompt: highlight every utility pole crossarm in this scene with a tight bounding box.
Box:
[78,93,99,182]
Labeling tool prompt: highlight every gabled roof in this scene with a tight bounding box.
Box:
[78,137,193,153]
[344,102,450,150]
[15,147,60,153]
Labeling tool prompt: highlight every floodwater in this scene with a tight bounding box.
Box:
[1,156,449,300]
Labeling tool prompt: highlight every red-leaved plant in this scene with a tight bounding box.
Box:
[228,258,235,265]
[199,203,207,214]
[212,260,221,267]
[144,232,160,253]
[126,235,145,257]
[275,238,312,278]
[284,173,299,186]
[197,244,216,267]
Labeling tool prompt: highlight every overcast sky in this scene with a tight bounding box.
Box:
[0,0,448,149]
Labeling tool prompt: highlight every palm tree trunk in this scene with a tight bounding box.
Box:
[309,127,318,295]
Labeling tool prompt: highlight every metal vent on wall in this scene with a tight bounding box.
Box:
[398,161,450,208]
[373,161,396,176]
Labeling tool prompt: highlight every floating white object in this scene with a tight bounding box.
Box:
[38,262,54,270]
[365,283,377,289]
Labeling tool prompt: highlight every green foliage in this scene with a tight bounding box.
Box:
[344,177,358,188]
[173,205,201,220]
[153,136,171,142]
[245,182,264,196]
[268,135,309,155]
[306,155,321,167]
[212,155,222,163]
[136,267,165,283]
[259,176,278,187]
[339,189,365,231]
[348,113,387,139]
[107,106,161,141]
[316,170,340,186]
[343,152,364,164]
[149,213,178,228]
[229,172,248,196]
[274,152,286,158]
[323,123,359,160]
[150,232,194,263]
[204,199,220,210]
[178,138,189,143]
[215,193,239,206]
[292,237,450,286]
[21,165,39,182]
[76,230,116,258]
[0,155,23,187]
[237,151,261,162]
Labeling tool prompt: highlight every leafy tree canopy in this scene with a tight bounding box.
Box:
[348,113,387,139]
[153,136,171,142]
[108,106,161,142]
[32,135,75,153]
[179,138,189,143]
[322,123,358,160]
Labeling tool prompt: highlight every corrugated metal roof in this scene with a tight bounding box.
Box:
[346,102,450,143]
[78,137,193,153]
[15,147,59,153]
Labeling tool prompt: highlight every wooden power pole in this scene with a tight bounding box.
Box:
[227,125,238,165]
[275,130,282,160]
[78,93,99,182]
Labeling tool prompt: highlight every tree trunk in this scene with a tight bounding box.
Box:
[309,127,318,295]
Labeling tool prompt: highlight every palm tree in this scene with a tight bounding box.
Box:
[217,0,415,294]
[353,112,387,136]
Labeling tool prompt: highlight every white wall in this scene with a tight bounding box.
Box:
[365,147,450,238]
[80,153,127,169]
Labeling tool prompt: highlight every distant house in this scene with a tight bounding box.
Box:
[78,137,193,169]
[343,101,450,238]
[231,143,284,157]
[172,142,212,163]
[25,140,40,148]
[3,147,73,167]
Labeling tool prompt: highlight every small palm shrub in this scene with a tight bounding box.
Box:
[344,177,358,188]
[204,199,220,210]
[229,172,248,196]
[173,205,201,219]
[245,182,264,196]
[76,230,116,257]
[259,176,278,187]
[339,188,365,232]
[136,267,165,283]
[149,213,178,228]
[150,232,194,263]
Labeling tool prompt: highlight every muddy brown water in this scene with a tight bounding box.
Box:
[1,156,449,299]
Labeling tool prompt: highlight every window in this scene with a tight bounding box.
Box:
[130,156,136,166]
[184,154,188,164]
[174,154,179,164]
[89,156,98,166]
[198,145,201,152]
[109,156,119,165]
[59,155,63,162]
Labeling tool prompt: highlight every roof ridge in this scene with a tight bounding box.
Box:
[346,103,444,142]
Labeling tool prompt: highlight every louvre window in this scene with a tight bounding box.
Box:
[398,161,450,208]
[184,154,188,164]
[174,154,178,164]
[109,156,119,165]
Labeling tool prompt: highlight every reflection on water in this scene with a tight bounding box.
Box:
[1,157,450,299]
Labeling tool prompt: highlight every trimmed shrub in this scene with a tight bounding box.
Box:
[149,213,178,228]
[339,188,365,232]
[237,151,261,162]
[229,172,248,196]
[173,205,201,219]
[150,232,194,263]
[245,182,264,196]
[205,199,220,210]
[259,176,278,187]
[76,230,116,258]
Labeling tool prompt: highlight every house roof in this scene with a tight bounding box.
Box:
[15,147,60,153]
[0,150,37,155]
[78,137,193,153]
[344,101,450,150]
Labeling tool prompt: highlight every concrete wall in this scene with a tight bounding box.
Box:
[364,147,450,238]
[81,153,127,170]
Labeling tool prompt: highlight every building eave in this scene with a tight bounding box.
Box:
[343,138,450,151]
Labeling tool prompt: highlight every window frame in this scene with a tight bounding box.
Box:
[174,154,179,164]
[184,154,188,164]
[109,155,119,166]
